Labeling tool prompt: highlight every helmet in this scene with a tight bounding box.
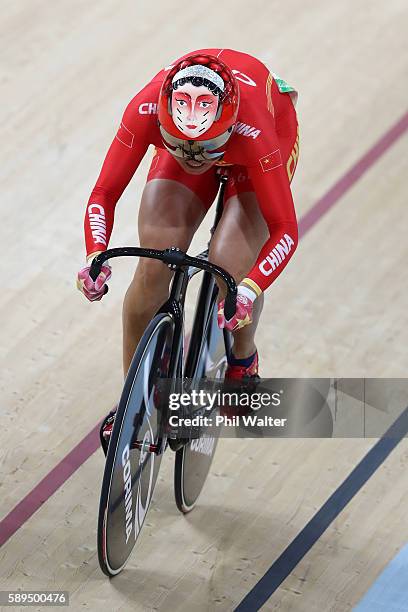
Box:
[158,54,240,162]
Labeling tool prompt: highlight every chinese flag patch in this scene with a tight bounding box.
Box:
[259,149,282,173]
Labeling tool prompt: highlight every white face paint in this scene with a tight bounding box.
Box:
[171,83,219,138]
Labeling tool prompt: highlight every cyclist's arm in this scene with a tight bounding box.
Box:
[84,92,154,256]
[244,159,298,296]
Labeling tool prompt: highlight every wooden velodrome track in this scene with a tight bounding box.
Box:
[1,1,407,610]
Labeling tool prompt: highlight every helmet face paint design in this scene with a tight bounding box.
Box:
[171,65,224,139]
[158,54,240,162]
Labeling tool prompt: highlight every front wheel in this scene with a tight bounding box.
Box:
[97,313,174,576]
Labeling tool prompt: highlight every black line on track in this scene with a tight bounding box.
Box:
[234,406,408,611]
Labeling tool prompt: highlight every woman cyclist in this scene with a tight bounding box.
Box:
[77,49,300,448]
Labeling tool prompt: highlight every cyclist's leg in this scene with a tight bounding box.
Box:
[209,98,299,362]
[208,186,268,360]
[123,148,219,374]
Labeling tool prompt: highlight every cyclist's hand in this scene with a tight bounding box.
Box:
[217,290,254,332]
[77,252,111,302]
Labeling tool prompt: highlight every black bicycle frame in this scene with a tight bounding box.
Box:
[89,175,237,379]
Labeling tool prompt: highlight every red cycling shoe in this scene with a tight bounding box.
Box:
[221,351,260,417]
[225,350,259,381]
[99,406,117,456]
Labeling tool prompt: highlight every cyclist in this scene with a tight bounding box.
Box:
[77,49,299,445]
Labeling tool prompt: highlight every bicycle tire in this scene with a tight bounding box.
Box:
[174,295,229,513]
[98,312,174,576]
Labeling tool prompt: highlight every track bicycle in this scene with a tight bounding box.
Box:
[90,175,237,577]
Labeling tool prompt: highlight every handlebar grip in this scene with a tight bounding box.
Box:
[89,256,103,282]
[89,256,109,296]
[89,265,100,282]
[224,292,237,321]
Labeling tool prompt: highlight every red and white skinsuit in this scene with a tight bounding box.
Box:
[84,48,300,298]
